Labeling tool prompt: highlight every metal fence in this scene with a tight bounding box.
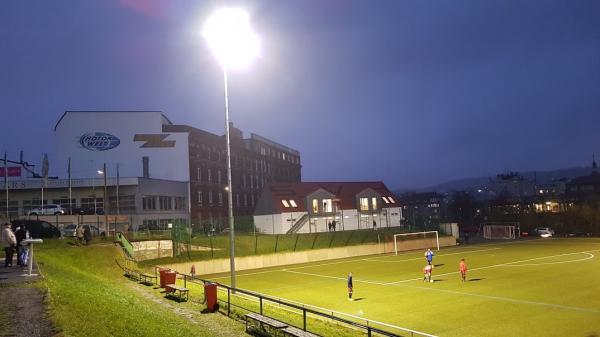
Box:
[155,268,437,337]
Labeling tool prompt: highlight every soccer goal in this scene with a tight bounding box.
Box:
[482,224,517,239]
[393,231,439,255]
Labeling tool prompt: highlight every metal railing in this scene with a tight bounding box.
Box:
[155,268,437,337]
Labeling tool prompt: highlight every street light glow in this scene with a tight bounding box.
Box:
[97,170,104,175]
[203,7,260,70]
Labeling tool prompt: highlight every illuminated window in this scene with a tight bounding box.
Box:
[382,197,390,204]
[359,198,369,211]
[312,199,319,213]
[289,199,298,207]
[372,197,378,210]
[323,199,332,212]
[281,200,290,208]
[388,196,395,203]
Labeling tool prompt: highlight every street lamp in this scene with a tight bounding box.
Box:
[203,7,259,289]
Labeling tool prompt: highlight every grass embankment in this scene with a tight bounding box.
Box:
[36,240,245,337]
[141,228,424,267]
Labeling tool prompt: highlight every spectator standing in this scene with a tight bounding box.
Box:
[15,226,27,266]
[76,225,85,245]
[2,223,16,267]
[83,226,92,245]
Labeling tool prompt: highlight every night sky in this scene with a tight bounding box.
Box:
[1,1,599,189]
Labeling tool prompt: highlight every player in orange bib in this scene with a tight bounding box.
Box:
[459,258,467,282]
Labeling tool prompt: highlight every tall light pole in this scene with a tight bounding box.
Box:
[203,7,260,289]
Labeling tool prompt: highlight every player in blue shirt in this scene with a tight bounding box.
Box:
[347,272,353,301]
[425,248,435,266]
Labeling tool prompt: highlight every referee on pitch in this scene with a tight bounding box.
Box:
[347,272,353,301]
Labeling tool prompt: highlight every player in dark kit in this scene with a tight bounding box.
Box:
[347,272,353,301]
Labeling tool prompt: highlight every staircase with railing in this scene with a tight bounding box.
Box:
[286,213,309,234]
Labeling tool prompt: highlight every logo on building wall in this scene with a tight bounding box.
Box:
[133,134,176,148]
[79,132,121,151]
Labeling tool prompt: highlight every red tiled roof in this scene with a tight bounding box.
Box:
[258,181,399,214]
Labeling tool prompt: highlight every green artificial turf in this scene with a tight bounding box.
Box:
[201,238,600,337]
[35,240,245,337]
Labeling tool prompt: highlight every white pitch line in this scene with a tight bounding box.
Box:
[386,249,600,285]
[362,247,501,263]
[282,254,600,314]
[499,252,594,267]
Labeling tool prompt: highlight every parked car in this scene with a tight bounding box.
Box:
[62,224,106,238]
[533,227,555,237]
[27,204,66,216]
[11,219,61,239]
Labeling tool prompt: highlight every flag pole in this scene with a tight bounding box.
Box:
[68,157,72,215]
[4,152,8,220]
[116,163,120,215]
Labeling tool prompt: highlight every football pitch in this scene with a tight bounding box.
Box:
[204,238,600,337]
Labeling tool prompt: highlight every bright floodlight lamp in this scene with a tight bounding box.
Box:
[203,7,260,70]
[203,7,259,290]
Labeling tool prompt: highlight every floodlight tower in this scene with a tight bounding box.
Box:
[203,7,260,289]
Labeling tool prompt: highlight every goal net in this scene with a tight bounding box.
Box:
[393,231,439,255]
[482,225,516,239]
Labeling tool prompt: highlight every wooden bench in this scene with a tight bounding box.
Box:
[139,273,158,286]
[165,284,189,302]
[282,326,321,337]
[245,312,288,335]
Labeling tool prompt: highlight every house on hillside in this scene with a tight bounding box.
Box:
[253,182,402,234]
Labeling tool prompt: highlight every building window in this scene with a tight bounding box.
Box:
[208,168,212,183]
[282,200,290,208]
[198,191,203,205]
[217,170,222,184]
[244,194,248,207]
[80,197,103,211]
[208,191,213,205]
[359,198,369,211]
[110,195,136,213]
[174,197,185,210]
[372,197,378,210]
[142,219,158,230]
[388,196,395,203]
[52,198,76,209]
[312,199,318,213]
[197,167,201,181]
[142,196,156,210]
[236,193,240,207]
[323,199,332,212]
[382,197,390,204]
[289,199,298,207]
[251,194,255,206]
[218,192,223,205]
[243,175,247,188]
[159,196,172,210]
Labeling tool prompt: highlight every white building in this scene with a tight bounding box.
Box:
[253,182,402,234]
[54,111,189,182]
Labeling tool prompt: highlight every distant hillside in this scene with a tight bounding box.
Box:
[394,166,594,194]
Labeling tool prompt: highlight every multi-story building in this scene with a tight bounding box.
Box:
[253,182,402,234]
[1,111,301,231]
[400,192,444,229]
[164,123,301,229]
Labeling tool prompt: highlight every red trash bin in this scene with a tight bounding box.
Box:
[164,271,177,292]
[204,283,218,312]
[159,268,171,288]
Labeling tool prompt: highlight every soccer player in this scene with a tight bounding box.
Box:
[459,258,467,282]
[347,272,353,301]
[425,248,434,266]
[423,264,433,282]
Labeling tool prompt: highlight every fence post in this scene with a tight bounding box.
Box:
[227,287,231,316]
[367,327,372,337]
[303,308,307,331]
[260,296,263,315]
